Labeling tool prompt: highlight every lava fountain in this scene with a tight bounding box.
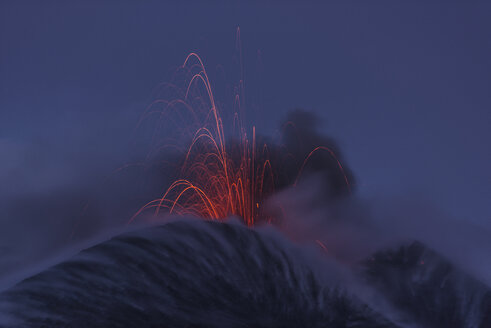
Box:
[130,51,350,226]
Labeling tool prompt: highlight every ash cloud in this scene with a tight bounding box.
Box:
[265,109,355,198]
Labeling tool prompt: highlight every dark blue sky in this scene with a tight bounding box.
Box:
[1,1,490,226]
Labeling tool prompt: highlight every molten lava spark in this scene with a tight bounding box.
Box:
[130,52,350,226]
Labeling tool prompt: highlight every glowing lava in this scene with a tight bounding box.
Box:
[130,52,350,226]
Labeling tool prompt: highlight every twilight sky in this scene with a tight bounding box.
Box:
[1,0,490,232]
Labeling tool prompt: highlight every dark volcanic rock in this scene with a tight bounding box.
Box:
[361,241,491,328]
[0,221,396,328]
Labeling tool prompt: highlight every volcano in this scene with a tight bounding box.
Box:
[1,220,489,327]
